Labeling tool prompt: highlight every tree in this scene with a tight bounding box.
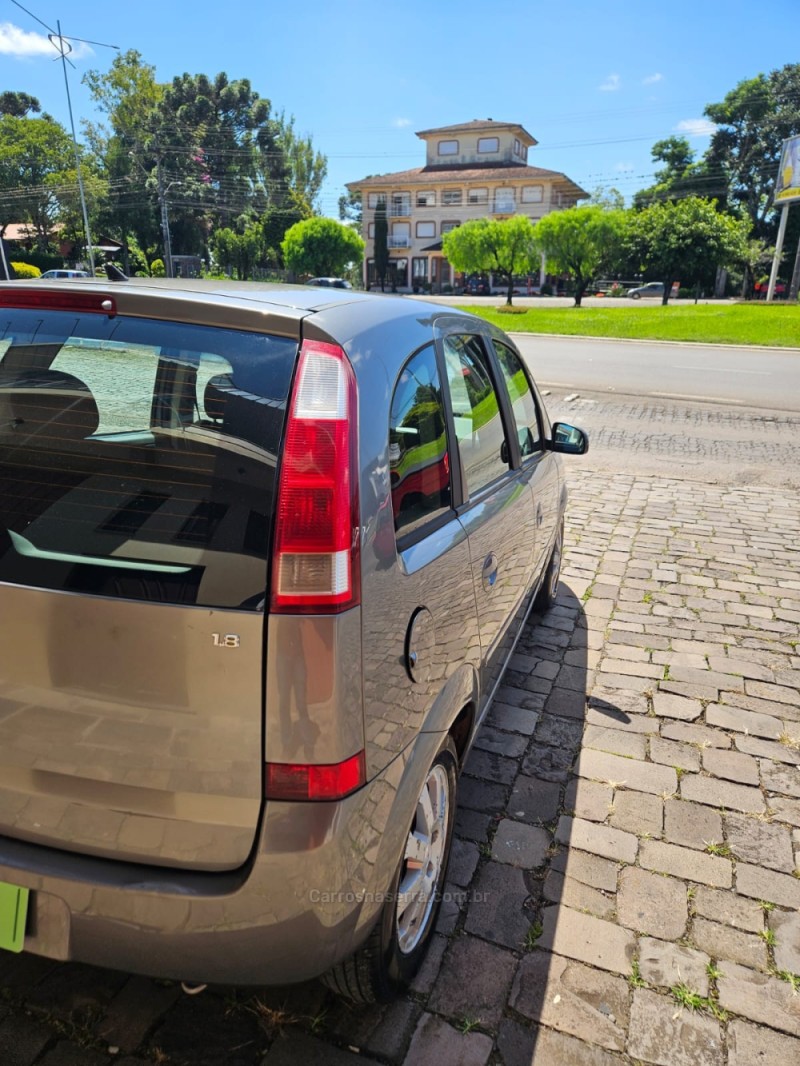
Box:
[0,115,77,245]
[0,92,41,118]
[338,189,363,225]
[281,216,364,278]
[442,215,538,306]
[276,111,327,211]
[373,199,388,291]
[627,197,749,304]
[83,50,165,270]
[534,206,626,307]
[633,137,714,208]
[210,224,264,279]
[703,64,800,239]
[584,185,625,210]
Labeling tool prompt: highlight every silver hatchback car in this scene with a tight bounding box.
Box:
[0,279,586,1001]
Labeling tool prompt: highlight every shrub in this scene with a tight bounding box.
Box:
[150,258,165,277]
[10,262,41,279]
[677,287,693,299]
[11,251,62,273]
[540,282,553,296]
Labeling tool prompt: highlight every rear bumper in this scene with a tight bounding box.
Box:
[0,737,430,985]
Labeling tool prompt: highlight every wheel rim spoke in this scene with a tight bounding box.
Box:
[395,762,450,955]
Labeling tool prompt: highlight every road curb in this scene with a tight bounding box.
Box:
[506,331,800,354]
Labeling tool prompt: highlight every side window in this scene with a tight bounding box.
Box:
[442,334,509,498]
[492,340,542,458]
[389,346,452,537]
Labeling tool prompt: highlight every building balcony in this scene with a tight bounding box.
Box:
[389,204,411,217]
[387,235,412,248]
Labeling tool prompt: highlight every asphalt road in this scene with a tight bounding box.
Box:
[511,334,800,412]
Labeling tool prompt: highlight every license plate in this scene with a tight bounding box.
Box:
[0,881,29,953]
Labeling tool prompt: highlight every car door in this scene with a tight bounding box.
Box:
[439,330,537,715]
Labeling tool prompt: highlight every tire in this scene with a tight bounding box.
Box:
[322,738,458,1003]
[535,519,564,612]
[630,292,641,299]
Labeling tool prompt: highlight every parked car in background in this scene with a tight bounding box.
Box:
[306,276,352,289]
[627,281,664,299]
[39,269,91,280]
[463,273,491,296]
[0,278,586,1001]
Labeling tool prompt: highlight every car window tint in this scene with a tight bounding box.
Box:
[491,340,542,458]
[0,310,297,610]
[389,345,452,536]
[442,334,508,498]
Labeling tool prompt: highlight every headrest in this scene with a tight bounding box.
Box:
[0,370,100,441]
[204,374,234,422]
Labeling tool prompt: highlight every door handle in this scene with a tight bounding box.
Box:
[481,552,498,590]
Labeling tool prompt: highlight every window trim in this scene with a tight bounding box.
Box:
[468,187,489,204]
[477,136,499,154]
[438,139,459,156]
[415,220,436,238]
[416,190,436,207]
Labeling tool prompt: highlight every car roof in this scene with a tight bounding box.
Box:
[0,277,487,350]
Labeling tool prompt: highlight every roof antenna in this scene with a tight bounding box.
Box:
[105,262,129,282]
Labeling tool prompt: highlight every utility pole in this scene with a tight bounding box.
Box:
[11,2,118,275]
[155,156,174,279]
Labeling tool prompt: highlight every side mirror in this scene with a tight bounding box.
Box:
[550,422,589,455]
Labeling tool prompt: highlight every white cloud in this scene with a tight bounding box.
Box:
[599,73,621,92]
[642,73,663,85]
[675,118,717,138]
[0,22,92,60]
[392,117,411,128]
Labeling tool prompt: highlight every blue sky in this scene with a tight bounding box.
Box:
[2,0,800,215]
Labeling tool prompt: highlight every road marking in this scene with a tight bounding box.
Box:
[671,365,770,375]
[651,392,745,404]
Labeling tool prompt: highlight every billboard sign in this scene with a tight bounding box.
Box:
[775,135,800,205]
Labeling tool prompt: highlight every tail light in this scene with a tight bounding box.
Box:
[270,338,359,614]
[265,751,366,801]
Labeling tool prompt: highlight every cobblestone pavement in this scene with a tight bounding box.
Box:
[544,392,800,490]
[1,467,799,1065]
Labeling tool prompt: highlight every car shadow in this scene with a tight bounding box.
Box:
[0,582,625,1064]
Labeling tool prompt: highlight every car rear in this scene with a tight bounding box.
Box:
[0,280,397,983]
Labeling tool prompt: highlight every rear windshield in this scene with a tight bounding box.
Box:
[0,309,298,610]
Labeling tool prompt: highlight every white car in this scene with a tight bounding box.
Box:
[39,269,91,280]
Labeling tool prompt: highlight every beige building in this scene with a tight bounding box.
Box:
[346,119,586,292]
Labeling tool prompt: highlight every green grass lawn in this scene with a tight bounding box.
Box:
[458,302,800,348]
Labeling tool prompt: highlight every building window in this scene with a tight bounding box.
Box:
[367,192,386,208]
[390,222,411,248]
[440,221,459,234]
[417,190,436,207]
[477,137,499,153]
[442,189,463,206]
[522,185,544,203]
[368,222,376,238]
[468,187,488,205]
[438,140,459,156]
[412,258,428,281]
[391,193,410,216]
[514,138,521,156]
[493,189,515,212]
[416,221,435,238]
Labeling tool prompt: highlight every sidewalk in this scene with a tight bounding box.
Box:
[1,469,798,1066]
